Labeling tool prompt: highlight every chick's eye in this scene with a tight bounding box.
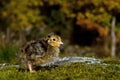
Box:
[48,35,50,38]
[53,38,56,41]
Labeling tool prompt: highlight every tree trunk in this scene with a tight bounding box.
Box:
[6,28,10,44]
[18,30,26,47]
[111,17,116,57]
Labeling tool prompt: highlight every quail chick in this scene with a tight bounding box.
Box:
[18,33,63,73]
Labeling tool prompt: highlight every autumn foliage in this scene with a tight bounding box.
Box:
[0,0,120,57]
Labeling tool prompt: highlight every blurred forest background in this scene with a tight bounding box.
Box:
[0,0,120,63]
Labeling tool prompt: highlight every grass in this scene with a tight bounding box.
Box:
[0,45,18,64]
[0,62,120,80]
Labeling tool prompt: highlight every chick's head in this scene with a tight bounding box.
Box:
[47,34,63,47]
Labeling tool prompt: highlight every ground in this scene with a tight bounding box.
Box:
[0,58,120,80]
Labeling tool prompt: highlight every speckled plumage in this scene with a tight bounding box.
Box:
[18,33,63,72]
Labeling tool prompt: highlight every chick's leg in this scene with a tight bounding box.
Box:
[28,61,35,73]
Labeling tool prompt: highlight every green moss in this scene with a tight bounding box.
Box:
[101,57,120,64]
[0,62,120,80]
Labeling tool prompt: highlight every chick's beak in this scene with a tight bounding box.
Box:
[60,41,63,44]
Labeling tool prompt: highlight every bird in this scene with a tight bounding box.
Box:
[17,33,63,73]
